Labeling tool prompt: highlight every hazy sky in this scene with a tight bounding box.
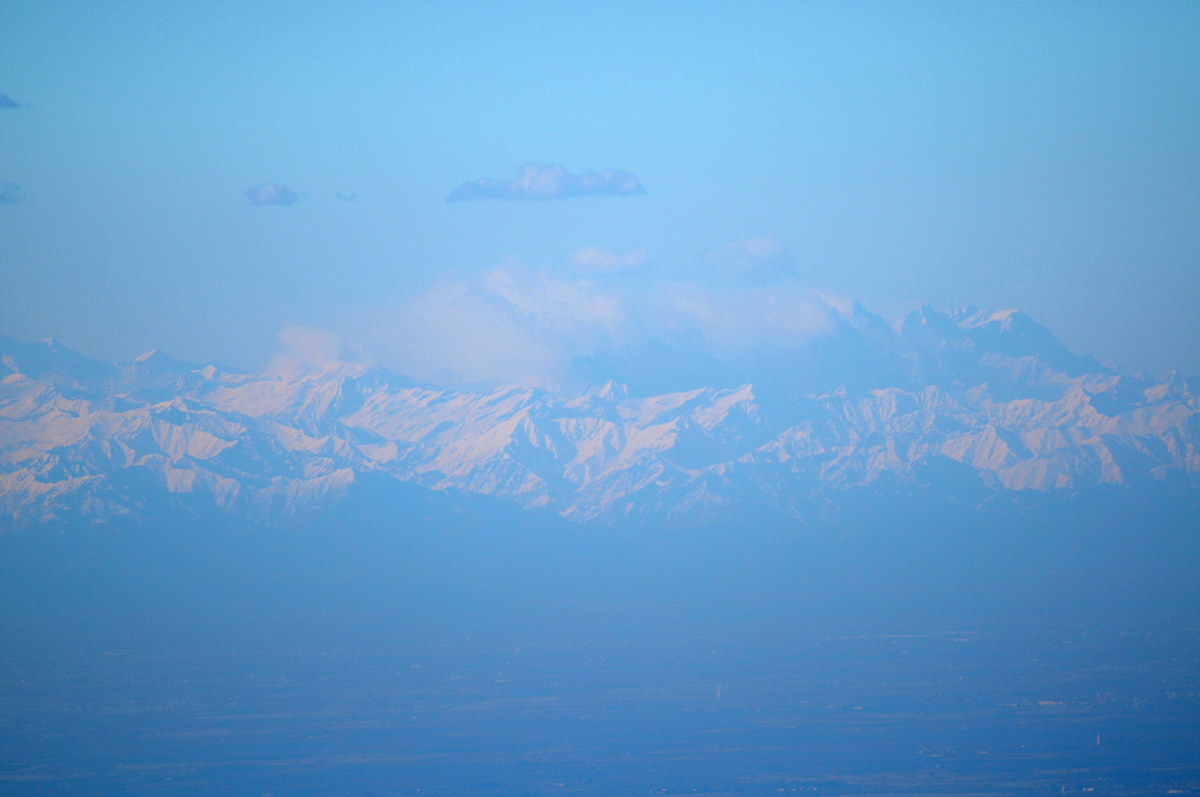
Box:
[2,1,1197,380]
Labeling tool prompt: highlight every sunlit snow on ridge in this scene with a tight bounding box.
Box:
[1,301,1196,528]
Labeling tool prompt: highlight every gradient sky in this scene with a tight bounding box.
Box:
[2,1,1197,379]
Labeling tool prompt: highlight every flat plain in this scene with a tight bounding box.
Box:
[3,589,1197,796]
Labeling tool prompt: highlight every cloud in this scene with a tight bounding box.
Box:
[366,238,842,390]
[245,183,299,206]
[447,163,645,202]
[658,281,832,359]
[702,236,796,282]
[382,281,560,388]
[483,266,629,341]
[0,93,23,109]
[567,246,647,274]
[374,265,633,388]
[0,182,27,205]
[269,325,358,375]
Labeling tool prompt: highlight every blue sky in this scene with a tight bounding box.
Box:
[2,1,1197,380]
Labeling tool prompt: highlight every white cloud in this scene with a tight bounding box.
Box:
[483,267,628,340]
[377,280,560,388]
[702,235,795,282]
[447,163,645,202]
[659,281,833,358]
[567,246,647,274]
[269,325,355,374]
[365,239,843,389]
[369,266,632,388]
[245,183,299,206]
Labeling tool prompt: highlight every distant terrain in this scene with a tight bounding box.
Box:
[2,303,1197,529]
[3,305,1198,795]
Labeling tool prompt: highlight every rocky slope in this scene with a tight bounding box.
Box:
[1,305,1197,528]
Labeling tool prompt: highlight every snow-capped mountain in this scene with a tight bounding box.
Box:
[2,304,1197,528]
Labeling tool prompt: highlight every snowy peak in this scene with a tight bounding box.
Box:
[948,305,1104,376]
[129,348,200,374]
[1,304,1197,528]
[0,334,119,387]
[896,304,960,336]
[949,305,1020,329]
[893,304,1107,387]
[839,300,897,341]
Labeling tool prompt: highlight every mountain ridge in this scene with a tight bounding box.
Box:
[1,305,1197,529]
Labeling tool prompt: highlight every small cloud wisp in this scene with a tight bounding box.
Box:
[448,163,645,202]
[366,238,838,390]
[245,183,299,206]
[702,236,796,282]
[567,246,647,274]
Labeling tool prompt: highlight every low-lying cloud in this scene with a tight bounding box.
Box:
[366,239,838,390]
[702,235,796,282]
[447,163,645,202]
[245,183,299,206]
[567,246,647,274]
[375,265,632,388]
[269,325,359,375]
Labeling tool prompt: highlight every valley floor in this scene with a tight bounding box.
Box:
[1,520,1197,796]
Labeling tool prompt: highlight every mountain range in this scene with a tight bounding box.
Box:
[2,303,1197,530]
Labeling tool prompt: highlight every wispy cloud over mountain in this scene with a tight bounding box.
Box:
[447,163,645,202]
[702,236,796,282]
[245,183,299,205]
[368,239,836,390]
[0,182,27,205]
[375,264,633,388]
[269,325,358,375]
[567,246,647,274]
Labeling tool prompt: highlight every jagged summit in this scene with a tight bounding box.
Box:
[950,305,1019,327]
[0,304,1196,529]
[894,304,1106,380]
[128,348,205,375]
[0,334,119,386]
